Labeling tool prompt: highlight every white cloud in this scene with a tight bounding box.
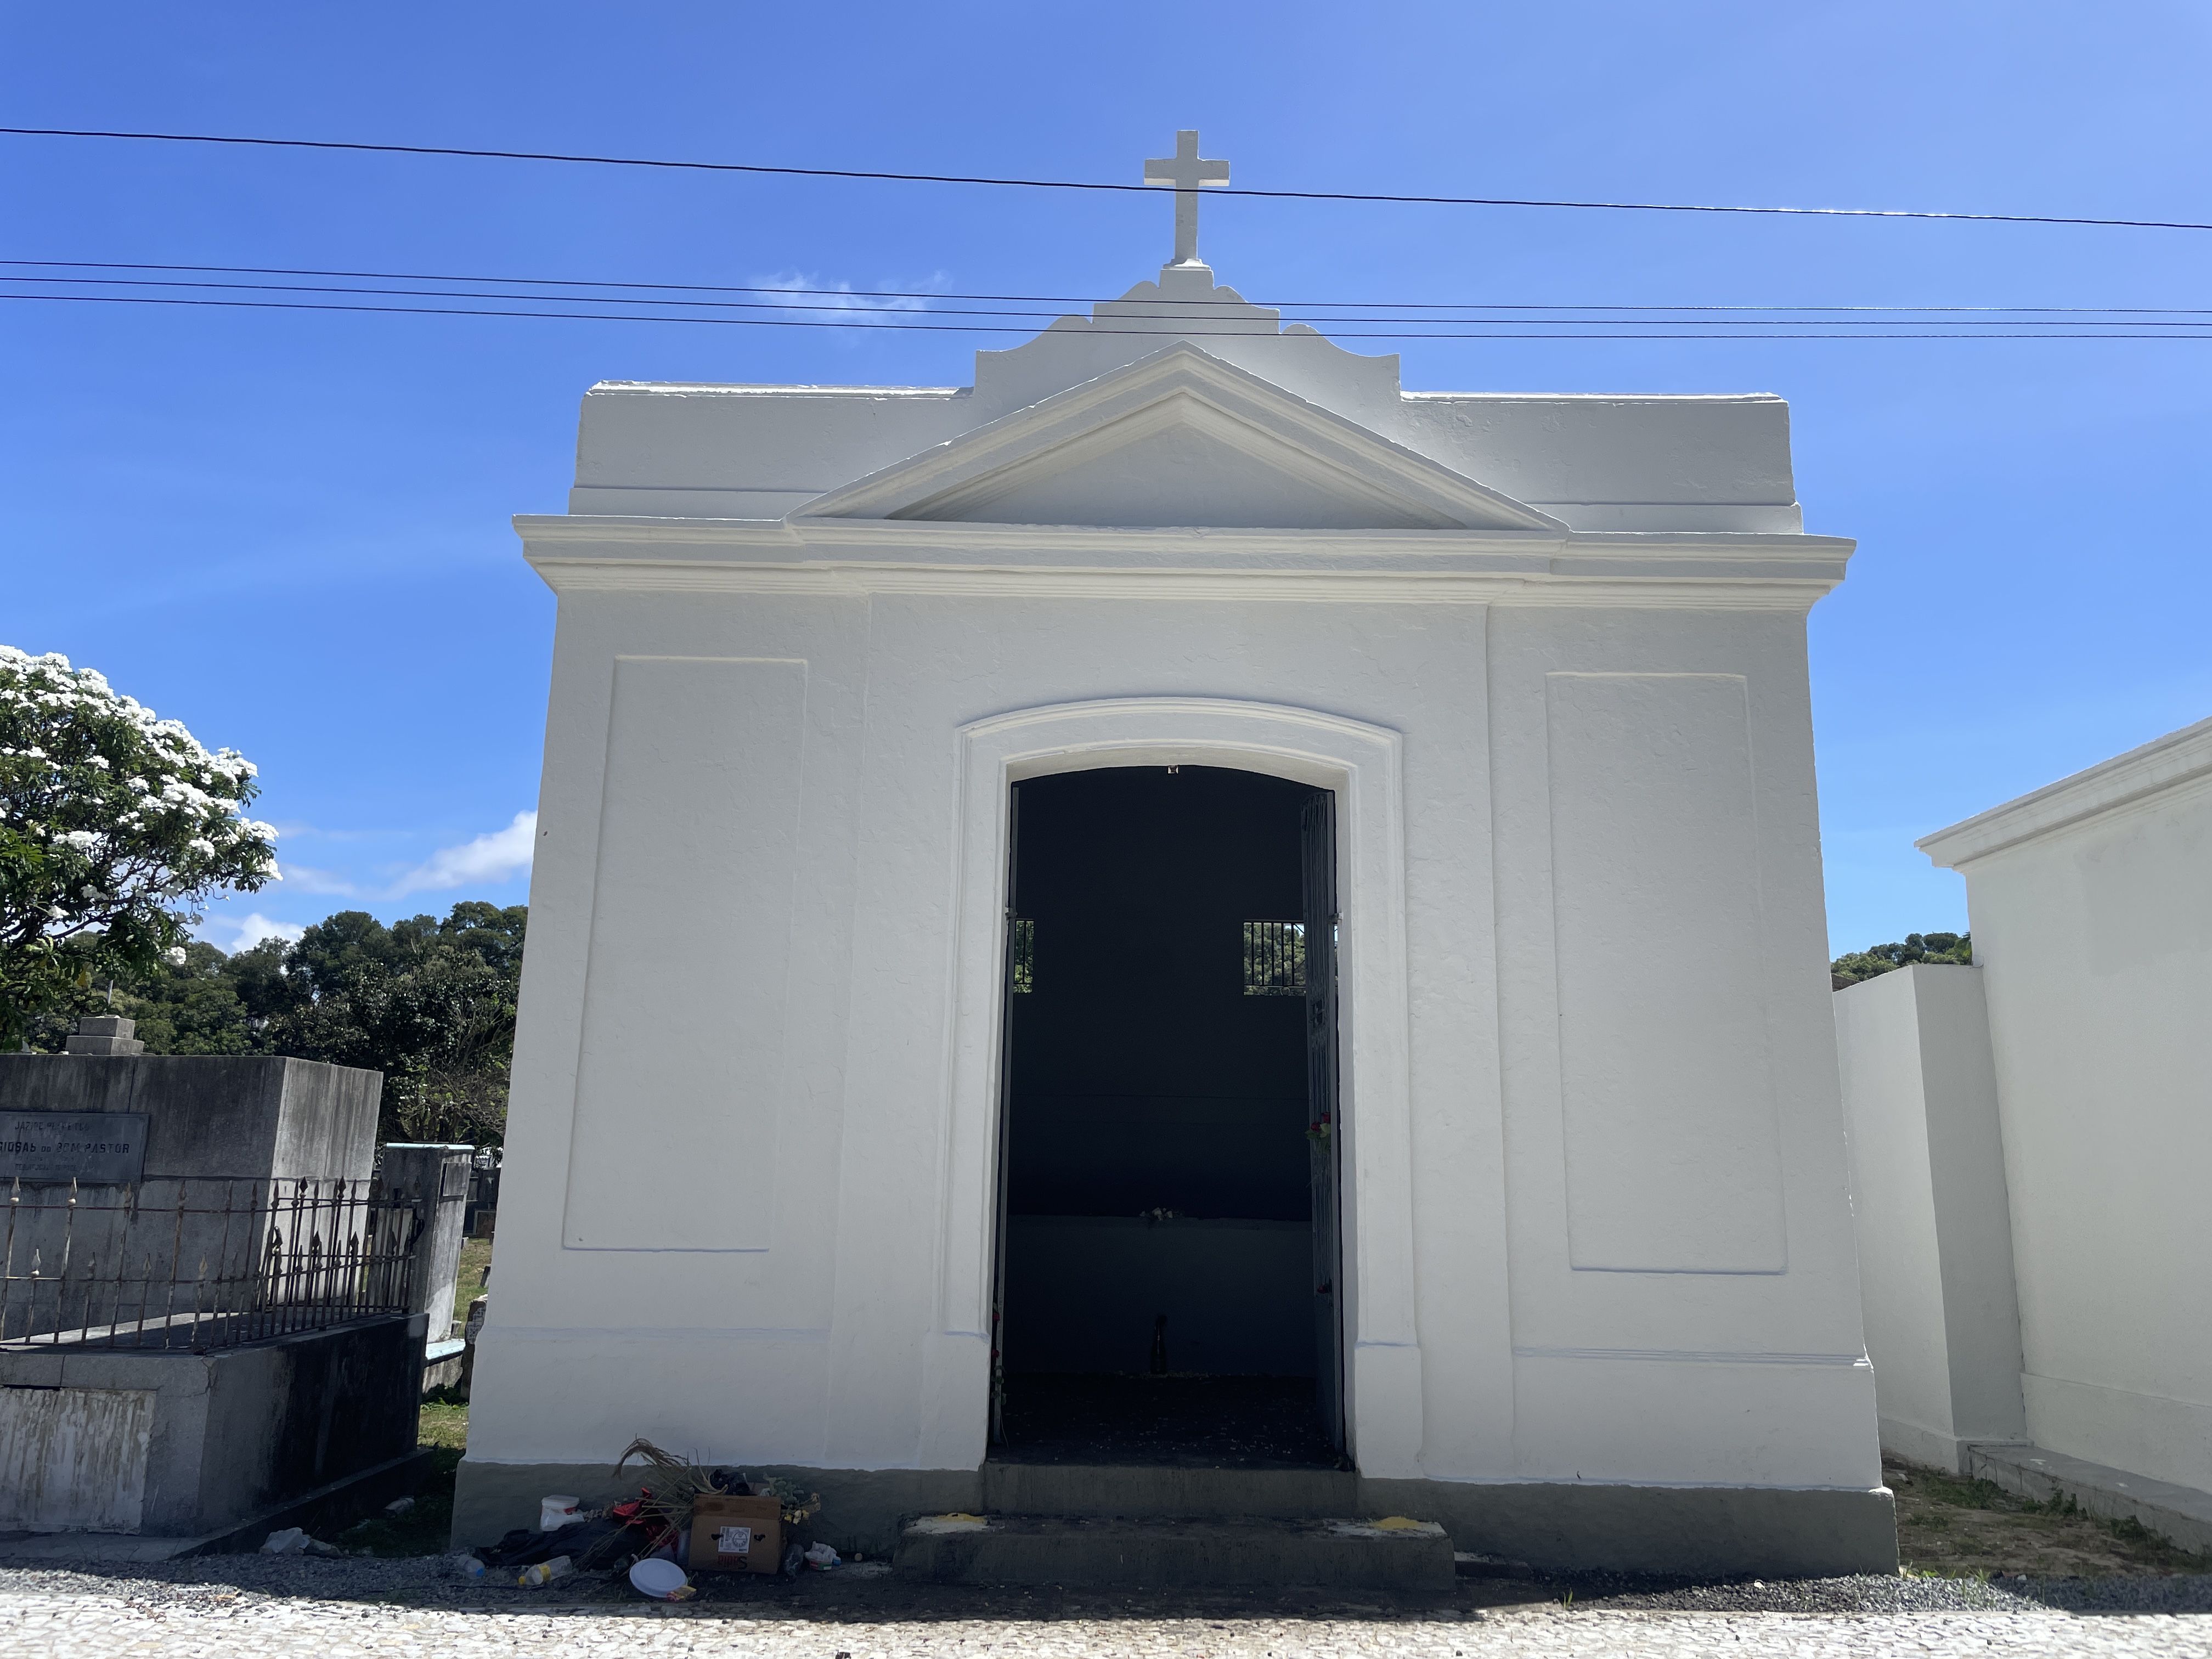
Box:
[388,810,538,898]
[753,271,941,317]
[752,272,946,348]
[274,863,360,895]
[221,912,308,953]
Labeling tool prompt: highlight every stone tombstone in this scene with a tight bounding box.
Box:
[0,1014,383,1341]
[0,1016,437,1541]
[380,1142,475,1344]
[64,1012,145,1056]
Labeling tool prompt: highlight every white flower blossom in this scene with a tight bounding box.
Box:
[3,645,278,980]
[163,946,189,966]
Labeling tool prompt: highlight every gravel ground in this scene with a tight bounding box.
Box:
[2,1556,2209,1657]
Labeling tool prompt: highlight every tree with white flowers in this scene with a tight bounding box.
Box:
[0,645,278,1046]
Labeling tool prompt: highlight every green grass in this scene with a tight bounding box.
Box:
[338,1390,470,1557]
[455,1235,493,1321]
[337,1227,490,1560]
[1889,1454,2212,1578]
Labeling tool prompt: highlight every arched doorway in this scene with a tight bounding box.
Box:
[988,764,1344,1467]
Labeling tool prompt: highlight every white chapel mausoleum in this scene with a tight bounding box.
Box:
[461,136,1894,1575]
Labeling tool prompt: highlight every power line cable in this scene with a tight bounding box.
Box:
[9,272,2210,328]
[7,126,2212,235]
[14,255,2212,318]
[8,261,2208,317]
[8,291,2204,340]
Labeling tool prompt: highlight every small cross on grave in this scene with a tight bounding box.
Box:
[1143,129,1230,269]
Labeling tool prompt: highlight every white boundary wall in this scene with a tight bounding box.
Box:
[1835,964,2025,1471]
[1915,716,2212,1494]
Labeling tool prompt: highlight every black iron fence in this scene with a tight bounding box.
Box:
[1,1177,430,1352]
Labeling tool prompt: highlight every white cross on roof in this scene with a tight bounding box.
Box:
[1143,130,1230,269]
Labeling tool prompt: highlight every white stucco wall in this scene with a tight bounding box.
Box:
[470,264,1878,1500]
[1835,964,2025,1470]
[1920,718,2212,1492]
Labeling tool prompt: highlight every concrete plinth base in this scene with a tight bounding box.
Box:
[455,1457,1898,1577]
[896,1514,1456,1588]
[0,1313,427,1537]
[983,1462,1356,1519]
[0,1447,435,1562]
[1966,1441,2212,1555]
[1877,1415,1996,1476]
[453,1457,984,1559]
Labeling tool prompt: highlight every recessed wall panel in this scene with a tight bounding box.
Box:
[1545,672,1785,1272]
[562,656,808,1250]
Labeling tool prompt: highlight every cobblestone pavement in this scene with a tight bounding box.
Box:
[4,1562,2209,1658]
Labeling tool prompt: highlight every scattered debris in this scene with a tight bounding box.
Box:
[907,1514,991,1535]
[259,1528,341,1557]
[628,1557,693,1600]
[515,1555,572,1588]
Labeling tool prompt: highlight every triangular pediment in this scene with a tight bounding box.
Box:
[796,345,1563,533]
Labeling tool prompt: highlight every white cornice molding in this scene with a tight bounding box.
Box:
[1918,715,2212,869]
[524,561,1839,610]
[515,513,1846,563]
[514,512,1850,607]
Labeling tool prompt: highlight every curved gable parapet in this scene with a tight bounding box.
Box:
[972,269,1409,435]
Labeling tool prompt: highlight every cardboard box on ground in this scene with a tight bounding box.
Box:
[690,1492,785,1574]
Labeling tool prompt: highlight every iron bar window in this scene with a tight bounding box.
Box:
[1243,920,1306,995]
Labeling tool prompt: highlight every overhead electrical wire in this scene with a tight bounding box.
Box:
[8,272,2212,329]
[6,126,2212,235]
[5,260,2211,321]
[7,291,2203,341]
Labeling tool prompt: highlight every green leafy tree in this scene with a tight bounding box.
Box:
[86,902,527,1145]
[1832,931,1973,986]
[259,903,527,1146]
[112,940,258,1054]
[0,646,278,1045]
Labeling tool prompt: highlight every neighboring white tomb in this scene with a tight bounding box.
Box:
[462,135,1892,1575]
[1839,715,2212,1550]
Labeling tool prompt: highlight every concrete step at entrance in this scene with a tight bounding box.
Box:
[894,1514,1456,1589]
[983,1460,1356,1519]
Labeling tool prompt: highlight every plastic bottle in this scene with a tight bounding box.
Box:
[517,1555,573,1588]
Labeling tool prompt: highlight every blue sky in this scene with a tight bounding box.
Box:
[7,1,2208,956]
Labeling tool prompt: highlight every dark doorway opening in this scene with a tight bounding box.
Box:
[989,765,1342,1469]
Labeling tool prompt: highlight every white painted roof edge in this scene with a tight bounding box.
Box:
[1400,391,1786,404]
[582,379,1787,405]
[1917,714,2212,869]
[585,381,967,397]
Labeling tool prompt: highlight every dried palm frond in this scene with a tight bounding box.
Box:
[613,1436,721,1534]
